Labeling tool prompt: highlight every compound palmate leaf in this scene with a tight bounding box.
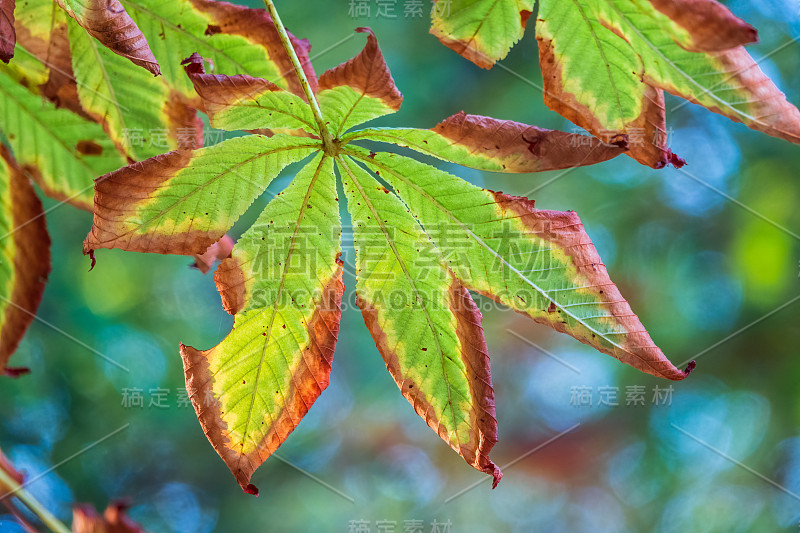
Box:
[85,26,690,491]
[432,0,800,168]
[0,146,50,377]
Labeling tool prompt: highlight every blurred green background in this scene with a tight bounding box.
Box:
[1,1,800,531]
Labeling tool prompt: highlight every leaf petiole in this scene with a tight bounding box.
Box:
[262,0,335,153]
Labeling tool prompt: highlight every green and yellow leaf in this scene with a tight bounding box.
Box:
[344,111,622,172]
[0,64,127,209]
[67,16,176,160]
[430,0,534,69]
[536,0,800,167]
[70,22,697,491]
[183,52,317,135]
[0,146,50,377]
[83,134,318,256]
[338,155,501,484]
[181,154,343,493]
[348,148,694,380]
[13,1,84,114]
[56,0,160,75]
[317,27,403,137]
[647,0,757,52]
[121,0,317,100]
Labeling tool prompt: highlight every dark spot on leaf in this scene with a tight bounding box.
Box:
[548,301,557,313]
[76,140,103,156]
[609,133,629,150]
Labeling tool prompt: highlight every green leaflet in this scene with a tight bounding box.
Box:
[67,17,172,160]
[538,0,643,132]
[430,0,534,69]
[536,0,800,166]
[121,0,315,98]
[14,0,55,41]
[0,155,13,323]
[0,45,48,88]
[84,134,319,256]
[317,85,395,136]
[181,154,343,493]
[345,146,691,381]
[429,0,800,166]
[182,53,317,135]
[0,63,127,209]
[316,28,403,137]
[342,111,622,173]
[337,155,500,483]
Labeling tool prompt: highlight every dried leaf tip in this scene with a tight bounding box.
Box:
[244,483,259,496]
[87,249,97,271]
[684,360,697,376]
[3,367,30,378]
[654,151,687,169]
[318,26,403,112]
[491,467,503,489]
[181,53,206,75]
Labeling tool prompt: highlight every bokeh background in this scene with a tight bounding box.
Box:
[1,0,800,531]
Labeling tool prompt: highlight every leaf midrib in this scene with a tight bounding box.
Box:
[124,140,317,244]
[237,154,330,461]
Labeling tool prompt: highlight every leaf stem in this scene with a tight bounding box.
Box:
[0,467,71,533]
[262,0,334,153]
